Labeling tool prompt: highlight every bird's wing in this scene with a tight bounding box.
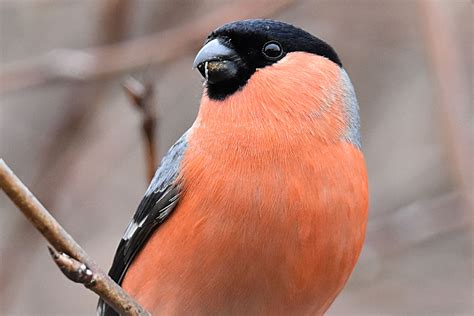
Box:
[97,131,189,316]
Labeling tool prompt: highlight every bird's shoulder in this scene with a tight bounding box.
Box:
[97,130,189,316]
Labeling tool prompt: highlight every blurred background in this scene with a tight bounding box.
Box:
[0,0,472,315]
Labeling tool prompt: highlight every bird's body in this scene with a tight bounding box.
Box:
[99,20,368,316]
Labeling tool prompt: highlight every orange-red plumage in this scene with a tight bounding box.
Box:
[122,53,368,315]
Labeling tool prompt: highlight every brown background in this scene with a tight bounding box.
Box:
[0,0,472,315]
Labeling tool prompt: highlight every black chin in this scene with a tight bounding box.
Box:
[205,78,247,100]
[204,64,253,101]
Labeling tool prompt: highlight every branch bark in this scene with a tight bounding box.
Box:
[0,159,149,316]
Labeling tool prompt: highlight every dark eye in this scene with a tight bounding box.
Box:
[262,41,283,60]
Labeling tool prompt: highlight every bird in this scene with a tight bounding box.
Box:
[98,19,368,316]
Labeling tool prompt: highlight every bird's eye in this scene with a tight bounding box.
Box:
[262,41,283,60]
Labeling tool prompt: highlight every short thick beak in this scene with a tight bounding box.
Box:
[193,38,239,84]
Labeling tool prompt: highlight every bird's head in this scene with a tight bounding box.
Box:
[193,19,342,100]
[193,19,360,149]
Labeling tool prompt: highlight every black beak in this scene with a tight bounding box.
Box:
[193,39,239,84]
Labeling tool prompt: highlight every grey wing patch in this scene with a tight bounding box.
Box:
[340,68,362,149]
[144,131,188,197]
[97,131,189,316]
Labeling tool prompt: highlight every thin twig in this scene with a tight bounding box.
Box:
[0,159,149,316]
[123,76,158,182]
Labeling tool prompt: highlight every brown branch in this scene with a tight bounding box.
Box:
[0,0,297,94]
[123,76,158,182]
[0,159,149,316]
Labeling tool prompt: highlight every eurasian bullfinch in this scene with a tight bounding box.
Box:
[98,19,368,316]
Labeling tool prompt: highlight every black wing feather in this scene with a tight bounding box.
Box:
[97,132,188,316]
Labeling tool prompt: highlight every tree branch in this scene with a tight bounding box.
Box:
[0,159,149,316]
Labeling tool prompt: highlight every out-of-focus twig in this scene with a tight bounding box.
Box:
[101,0,132,43]
[123,76,158,182]
[418,0,472,210]
[0,0,297,94]
[366,191,470,256]
[0,159,149,316]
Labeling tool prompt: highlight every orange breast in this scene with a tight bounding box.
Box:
[122,53,368,315]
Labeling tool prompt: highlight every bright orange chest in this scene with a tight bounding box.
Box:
[172,123,368,314]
